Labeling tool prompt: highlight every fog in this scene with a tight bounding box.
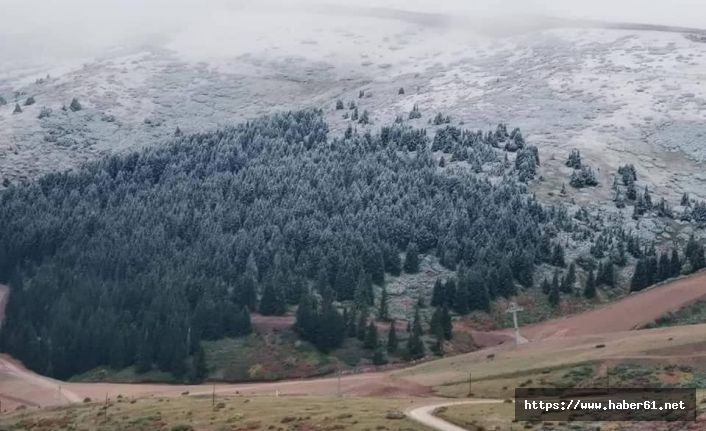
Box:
[1,0,705,71]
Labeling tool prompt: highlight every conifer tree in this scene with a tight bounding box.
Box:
[431,279,444,307]
[387,320,398,354]
[191,346,207,383]
[561,262,577,293]
[548,278,560,308]
[431,322,445,356]
[372,347,388,365]
[443,279,457,307]
[356,307,368,341]
[403,242,420,274]
[384,246,402,276]
[316,300,346,351]
[453,279,470,315]
[363,321,379,350]
[259,278,286,315]
[552,243,566,267]
[631,259,648,292]
[295,292,317,341]
[441,306,452,340]
[405,306,425,360]
[670,249,682,277]
[541,278,551,294]
[583,270,596,299]
[378,285,390,321]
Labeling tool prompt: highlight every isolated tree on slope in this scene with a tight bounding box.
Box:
[378,285,389,321]
[406,306,425,360]
[583,270,597,299]
[403,242,420,274]
[364,321,379,350]
[387,320,398,354]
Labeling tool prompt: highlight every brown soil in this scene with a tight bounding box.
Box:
[2,272,706,412]
[516,271,706,341]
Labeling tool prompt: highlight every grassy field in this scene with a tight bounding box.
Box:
[645,300,706,329]
[0,395,432,431]
[437,389,706,431]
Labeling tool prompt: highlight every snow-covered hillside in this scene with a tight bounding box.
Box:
[1,6,705,205]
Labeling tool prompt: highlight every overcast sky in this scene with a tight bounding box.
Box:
[1,0,705,71]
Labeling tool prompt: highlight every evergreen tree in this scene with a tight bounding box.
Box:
[398,87,405,95]
[565,149,582,169]
[372,347,388,365]
[431,321,445,357]
[631,259,648,292]
[551,243,566,267]
[403,242,420,273]
[13,103,22,114]
[190,346,208,383]
[378,285,390,321]
[431,279,445,307]
[359,110,370,125]
[259,278,286,315]
[658,252,671,282]
[671,249,682,277]
[69,98,82,111]
[363,321,379,350]
[561,263,576,293]
[405,306,425,360]
[356,308,368,341]
[466,271,490,312]
[443,279,457,307]
[335,100,344,110]
[453,278,470,315]
[384,246,402,276]
[354,273,374,309]
[441,306,452,340]
[295,291,317,342]
[541,278,551,294]
[387,320,398,354]
[583,270,597,299]
[548,278,560,308]
[316,300,346,351]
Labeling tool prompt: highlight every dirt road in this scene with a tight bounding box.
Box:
[406,400,504,431]
[2,272,706,414]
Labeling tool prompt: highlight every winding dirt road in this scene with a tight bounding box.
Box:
[1,271,706,422]
[406,399,504,431]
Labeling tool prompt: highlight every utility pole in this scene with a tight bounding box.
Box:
[212,384,215,407]
[467,371,473,397]
[506,302,526,346]
[606,365,611,393]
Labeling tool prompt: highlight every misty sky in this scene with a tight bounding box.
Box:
[1,0,705,71]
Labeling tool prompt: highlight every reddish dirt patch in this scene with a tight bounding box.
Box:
[250,314,294,333]
[516,271,706,341]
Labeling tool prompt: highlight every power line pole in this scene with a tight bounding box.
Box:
[212,384,215,407]
[467,371,473,397]
[506,302,526,346]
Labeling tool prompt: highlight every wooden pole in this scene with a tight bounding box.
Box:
[212,384,215,407]
[468,371,473,397]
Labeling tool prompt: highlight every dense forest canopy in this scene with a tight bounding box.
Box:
[1,109,571,379]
